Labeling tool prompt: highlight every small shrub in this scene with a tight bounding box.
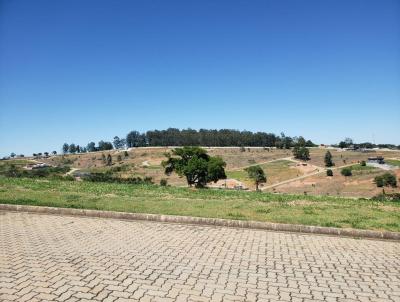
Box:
[106,154,112,166]
[110,166,122,172]
[64,175,75,181]
[372,193,400,202]
[124,151,129,157]
[360,160,366,166]
[144,176,153,184]
[375,176,384,187]
[374,173,397,188]
[326,169,333,177]
[341,167,352,177]
[82,172,149,184]
[160,179,168,186]
[117,155,122,162]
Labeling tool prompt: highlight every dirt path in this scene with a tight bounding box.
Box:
[261,169,324,190]
[66,168,79,176]
[261,161,356,190]
[141,160,150,167]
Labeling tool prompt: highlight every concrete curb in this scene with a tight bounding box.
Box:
[1,203,399,241]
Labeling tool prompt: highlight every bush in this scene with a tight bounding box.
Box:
[144,176,153,184]
[360,160,366,166]
[374,173,397,188]
[0,165,70,179]
[83,172,151,184]
[106,154,112,166]
[326,169,333,177]
[64,175,75,181]
[160,179,168,186]
[341,167,352,177]
[372,193,400,202]
[375,176,384,187]
[117,155,122,162]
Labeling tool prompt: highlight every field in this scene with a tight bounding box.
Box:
[227,160,305,189]
[8,147,400,198]
[1,177,400,232]
[268,166,397,198]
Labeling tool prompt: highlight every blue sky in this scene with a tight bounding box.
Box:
[0,0,399,156]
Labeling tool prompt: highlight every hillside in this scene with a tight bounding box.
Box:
[21,146,400,198]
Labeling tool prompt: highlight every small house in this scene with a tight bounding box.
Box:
[367,156,384,164]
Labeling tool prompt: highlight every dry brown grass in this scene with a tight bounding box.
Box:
[268,167,400,198]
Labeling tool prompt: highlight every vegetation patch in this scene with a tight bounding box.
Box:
[386,159,400,167]
[1,176,399,232]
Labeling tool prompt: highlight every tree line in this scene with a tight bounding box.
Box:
[61,128,317,153]
[334,137,400,150]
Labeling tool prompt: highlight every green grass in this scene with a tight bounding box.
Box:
[348,164,377,175]
[1,176,399,232]
[226,170,249,181]
[349,164,376,171]
[0,159,35,170]
[386,159,400,167]
[227,160,301,186]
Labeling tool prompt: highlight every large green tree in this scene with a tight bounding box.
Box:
[162,146,226,188]
[113,136,126,149]
[62,143,69,154]
[87,142,96,152]
[292,146,310,161]
[98,140,113,151]
[68,144,77,154]
[245,165,267,191]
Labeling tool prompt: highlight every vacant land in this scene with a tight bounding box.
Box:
[1,177,399,232]
[5,147,400,197]
[307,148,400,167]
[269,163,400,198]
[227,160,304,189]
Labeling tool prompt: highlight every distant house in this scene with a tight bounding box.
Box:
[360,148,375,153]
[25,162,51,170]
[32,163,51,169]
[347,145,358,151]
[368,156,384,164]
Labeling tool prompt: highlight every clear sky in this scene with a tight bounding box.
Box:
[1,0,399,156]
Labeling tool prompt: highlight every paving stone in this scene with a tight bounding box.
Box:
[0,211,399,301]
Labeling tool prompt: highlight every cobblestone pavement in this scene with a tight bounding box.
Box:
[1,212,399,302]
